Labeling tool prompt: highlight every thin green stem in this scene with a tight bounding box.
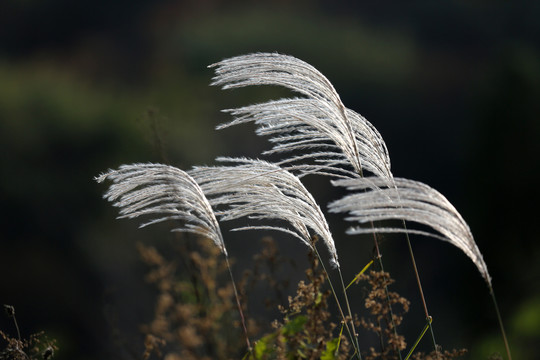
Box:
[371,233,403,360]
[428,321,439,359]
[335,323,345,357]
[338,266,363,359]
[368,241,397,357]
[404,316,432,360]
[489,285,512,360]
[224,256,252,352]
[346,259,374,290]
[402,228,429,319]
[353,144,399,359]
[313,246,362,360]
[401,221,440,358]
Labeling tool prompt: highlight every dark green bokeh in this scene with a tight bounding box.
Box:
[1,1,539,359]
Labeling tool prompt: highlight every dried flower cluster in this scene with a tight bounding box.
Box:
[268,248,350,360]
[0,306,57,360]
[354,271,467,360]
[138,237,246,360]
[358,271,409,360]
[138,237,468,360]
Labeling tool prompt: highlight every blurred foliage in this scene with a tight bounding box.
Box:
[0,1,539,359]
[471,296,540,360]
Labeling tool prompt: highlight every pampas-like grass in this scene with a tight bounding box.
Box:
[189,157,362,355]
[95,163,227,256]
[209,52,509,358]
[210,53,392,180]
[95,52,511,359]
[95,163,253,349]
[189,157,340,268]
[329,177,492,287]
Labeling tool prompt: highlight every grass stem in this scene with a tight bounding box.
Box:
[403,230,429,319]
[3,305,21,341]
[313,246,362,359]
[370,233,403,360]
[346,259,374,290]
[401,222,440,358]
[224,256,252,352]
[338,267,363,359]
[404,316,432,360]
[489,285,512,360]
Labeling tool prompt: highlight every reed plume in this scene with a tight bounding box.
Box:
[189,157,339,268]
[329,177,491,286]
[210,52,392,180]
[210,52,509,358]
[95,52,510,359]
[95,163,252,350]
[190,157,365,356]
[95,163,227,255]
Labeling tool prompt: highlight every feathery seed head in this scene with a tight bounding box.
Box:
[211,53,392,181]
[189,158,340,268]
[329,177,491,286]
[95,163,227,256]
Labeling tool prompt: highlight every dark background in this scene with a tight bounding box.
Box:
[1,1,539,359]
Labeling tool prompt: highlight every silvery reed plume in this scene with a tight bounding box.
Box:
[189,157,363,355]
[210,53,392,181]
[97,52,511,359]
[329,177,491,286]
[210,52,510,359]
[95,164,252,350]
[96,164,226,255]
[189,157,339,268]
